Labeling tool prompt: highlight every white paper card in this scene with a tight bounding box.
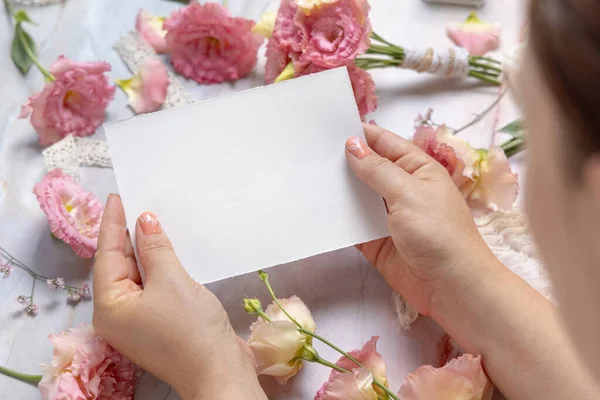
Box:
[104,67,389,283]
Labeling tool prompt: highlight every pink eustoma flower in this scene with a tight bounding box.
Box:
[164,2,263,84]
[315,337,387,400]
[136,9,168,54]
[398,354,493,400]
[33,169,103,258]
[295,0,371,69]
[347,64,377,119]
[447,12,500,56]
[19,56,115,146]
[39,324,138,400]
[117,58,169,114]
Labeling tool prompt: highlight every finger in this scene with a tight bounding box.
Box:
[135,212,188,284]
[362,123,433,175]
[345,136,408,201]
[125,229,142,285]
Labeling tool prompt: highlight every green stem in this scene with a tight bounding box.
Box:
[30,277,36,301]
[313,356,351,373]
[468,70,501,86]
[18,27,54,81]
[3,0,14,18]
[373,379,400,400]
[255,309,272,322]
[223,0,228,7]
[453,86,508,134]
[0,366,42,383]
[301,329,363,368]
[260,273,303,330]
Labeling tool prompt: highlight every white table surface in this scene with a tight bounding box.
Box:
[0,0,525,398]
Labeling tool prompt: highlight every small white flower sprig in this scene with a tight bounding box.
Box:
[0,246,91,316]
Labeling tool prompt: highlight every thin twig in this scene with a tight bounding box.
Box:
[453,86,508,134]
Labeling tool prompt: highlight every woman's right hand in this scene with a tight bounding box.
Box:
[345,124,500,316]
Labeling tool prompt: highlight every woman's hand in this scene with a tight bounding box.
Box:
[92,195,266,400]
[345,124,499,316]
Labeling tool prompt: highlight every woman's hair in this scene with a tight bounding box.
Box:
[529,0,600,159]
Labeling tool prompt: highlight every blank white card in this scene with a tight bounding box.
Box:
[104,67,389,283]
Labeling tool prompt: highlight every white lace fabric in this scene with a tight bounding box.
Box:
[392,210,552,330]
[10,0,64,6]
[43,135,112,180]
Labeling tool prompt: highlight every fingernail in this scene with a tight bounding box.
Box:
[346,136,370,159]
[139,212,161,235]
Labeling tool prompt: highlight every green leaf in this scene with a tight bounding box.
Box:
[11,23,35,74]
[498,119,525,139]
[14,9,36,25]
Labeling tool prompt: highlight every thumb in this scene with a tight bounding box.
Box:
[135,212,189,284]
[345,136,408,202]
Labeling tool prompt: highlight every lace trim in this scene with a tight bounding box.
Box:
[43,135,112,180]
[113,31,196,109]
[401,47,470,78]
[393,210,552,330]
[10,0,65,6]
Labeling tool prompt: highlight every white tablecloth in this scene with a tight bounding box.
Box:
[0,0,525,398]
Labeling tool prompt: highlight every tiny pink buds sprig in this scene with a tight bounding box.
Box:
[1,246,91,317]
[245,271,401,400]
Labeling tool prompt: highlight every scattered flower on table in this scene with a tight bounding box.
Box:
[38,324,138,400]
[117,57,169,114]
[412,123,519,212]
[398,354,494,400]
[315,336,388,400]
[16,295,28,304]
[27,303,39,316]
[248,295,316,384]
[264,0,376,118]
[19,56,115,146]
[136,9,168,54]
[447,12,500,56]
[33,169,104,259]
[164,2,263,84]
[0,262,12,278]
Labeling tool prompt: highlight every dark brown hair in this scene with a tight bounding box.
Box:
[529,0,600,157]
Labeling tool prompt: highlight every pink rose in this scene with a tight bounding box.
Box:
[33,169,104,258]
[315,337,387,400]
[248,296,316,384]
[136,9,168,54]
[295,0,372,69]
[164,2,263,84]
[117,58,169,114]
[19,56,115,146]
[39,324,138,400]
[398,354,493,400]
[412,124,519,212]
[447,12,500,56]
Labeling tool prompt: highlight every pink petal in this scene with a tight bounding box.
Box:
[446,13,500,56]
[444,355,494,400]
[398,365,475,400]
[127,58,169,114]
[316,367,378,400]
[468,147,519,212]
[136,9,169,54]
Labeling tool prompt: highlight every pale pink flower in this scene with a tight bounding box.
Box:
[136,9,168,54]
[39,324,138,400]
[295,0,372,69]
[413,124,481,197]
[315,337,387,400]
[47,278,65,289]
[347,64,377,119]
[117,58,169,114]
[447,12,500,56]
[33,169,104,259]
[398,354,493,400]
[77,283,92,299]
[413,124,518,212]
[248,296,316,384]
[19,56,115,146]
[17,295,28,304]
[164,2,263,84]
[468,146,519,212]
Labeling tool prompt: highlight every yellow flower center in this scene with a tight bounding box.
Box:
[63,91,79,106]
[65,204,74,213]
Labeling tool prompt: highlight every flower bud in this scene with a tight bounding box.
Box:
[243,298,264,315]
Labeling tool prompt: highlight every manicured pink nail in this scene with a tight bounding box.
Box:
[345,136,370,159]
[139,212,161,235]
